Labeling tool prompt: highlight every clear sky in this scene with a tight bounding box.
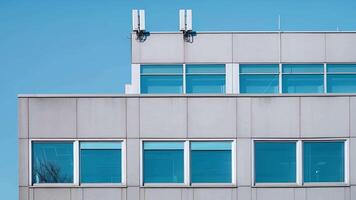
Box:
[1,0,356,198]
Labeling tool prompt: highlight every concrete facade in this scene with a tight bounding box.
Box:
[19,95,356,200]
[19,31,356,200]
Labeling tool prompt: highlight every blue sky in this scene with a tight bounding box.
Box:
[1,0,356,198]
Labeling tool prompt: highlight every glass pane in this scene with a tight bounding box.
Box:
[141,65,183,74]
[80,142,122,183]
[240,64,279,74]
[282,74,324,93]
[255,142,296,183]
[303,141,344,183]
[186,64,225,74]
[327,64,356,73]
[32,142,73,184]
[240,74,279,94]
[186,75,225,94]
[327,74,356,93]
[191,142,232,183]
[143,142,184,183]
[283,64,324,73]
[141,75,183,94]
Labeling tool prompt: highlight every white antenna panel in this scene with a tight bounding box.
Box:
[139,10,145,31]
[179,9,186,31]
[186,10,192,31]
[132,10,139,31]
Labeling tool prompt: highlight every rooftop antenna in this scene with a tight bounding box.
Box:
[278,15,281,31]
[179,9,194,42]
[132,9,147,42]
[337,26,340,32]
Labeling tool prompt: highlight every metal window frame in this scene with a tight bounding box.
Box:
[140,139,236,188]
[236,63,281,94]
[252,138,349,188]
[29,139,126,188]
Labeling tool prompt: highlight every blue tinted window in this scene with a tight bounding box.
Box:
[32,142,73,184]
[282,74,324,93]
[303,141,345,183]
[141,65,183,74]
[240,64,279,73]
[80,142,122,183]
[186,64,225,73]
[327,64,356,93]
[141,75,183,94]
[141,65,183,94]
[186,65,226,94]
[143,142,184,183]
[327,64,356,73]
[283,64,324,73]
[191,142,232,183]
[327,75,356,93]
[186,75,225,93]
[239,64,279,94]
[240,75,279,94]
[255,142,296,183]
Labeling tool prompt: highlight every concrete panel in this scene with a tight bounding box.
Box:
[251,97,300,138]
[281,33,325,62]
[295,188,306,200]
[185,33,233,63]
[127,139,140,186]
[140,98,187,138]
[351,186,356,200]
[306,188,345,200]
[83,188,122,200]
[350,138,356,185]
[127,187,140,200]
[351,97,356,137]
[301,97,349,137]
[71,188,83,200]
[29,188,33,200]
[127,98,140,138]
[19,139,28,186]
[144,188,181,200]
[193,188,233,200]
[19,98,29,139]
[234,33,280,62]
[19,187,28,200]
[326,33,356,62]
[188,98,237,138]
[182,189,193,200]
[34,188,71,200]
[238,187,252,200]
[237,139,251,186]
[256,188,294,200]
[132,33,184,63]
[77,98,126,138]
[237,98,252,138]
[29,98,76,138]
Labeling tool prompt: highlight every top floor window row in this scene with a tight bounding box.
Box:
[140,64,356,94]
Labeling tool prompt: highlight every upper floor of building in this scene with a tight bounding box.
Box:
[126,31,356,94]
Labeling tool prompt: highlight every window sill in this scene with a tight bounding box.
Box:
[253,183,349,188]
[30,184,127,188]
[141,183,237,188]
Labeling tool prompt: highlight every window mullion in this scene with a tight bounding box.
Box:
[297,140,303,186]
[184,141,190,186]
[74,141,79,186]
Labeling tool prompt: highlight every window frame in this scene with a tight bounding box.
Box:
[238,63,280,94]
[252,138,349,188]
[140,139,236,188]
[140,64,184,94]
[326,63,356,93]
[29,139,126,188]
[281,63,325,94]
